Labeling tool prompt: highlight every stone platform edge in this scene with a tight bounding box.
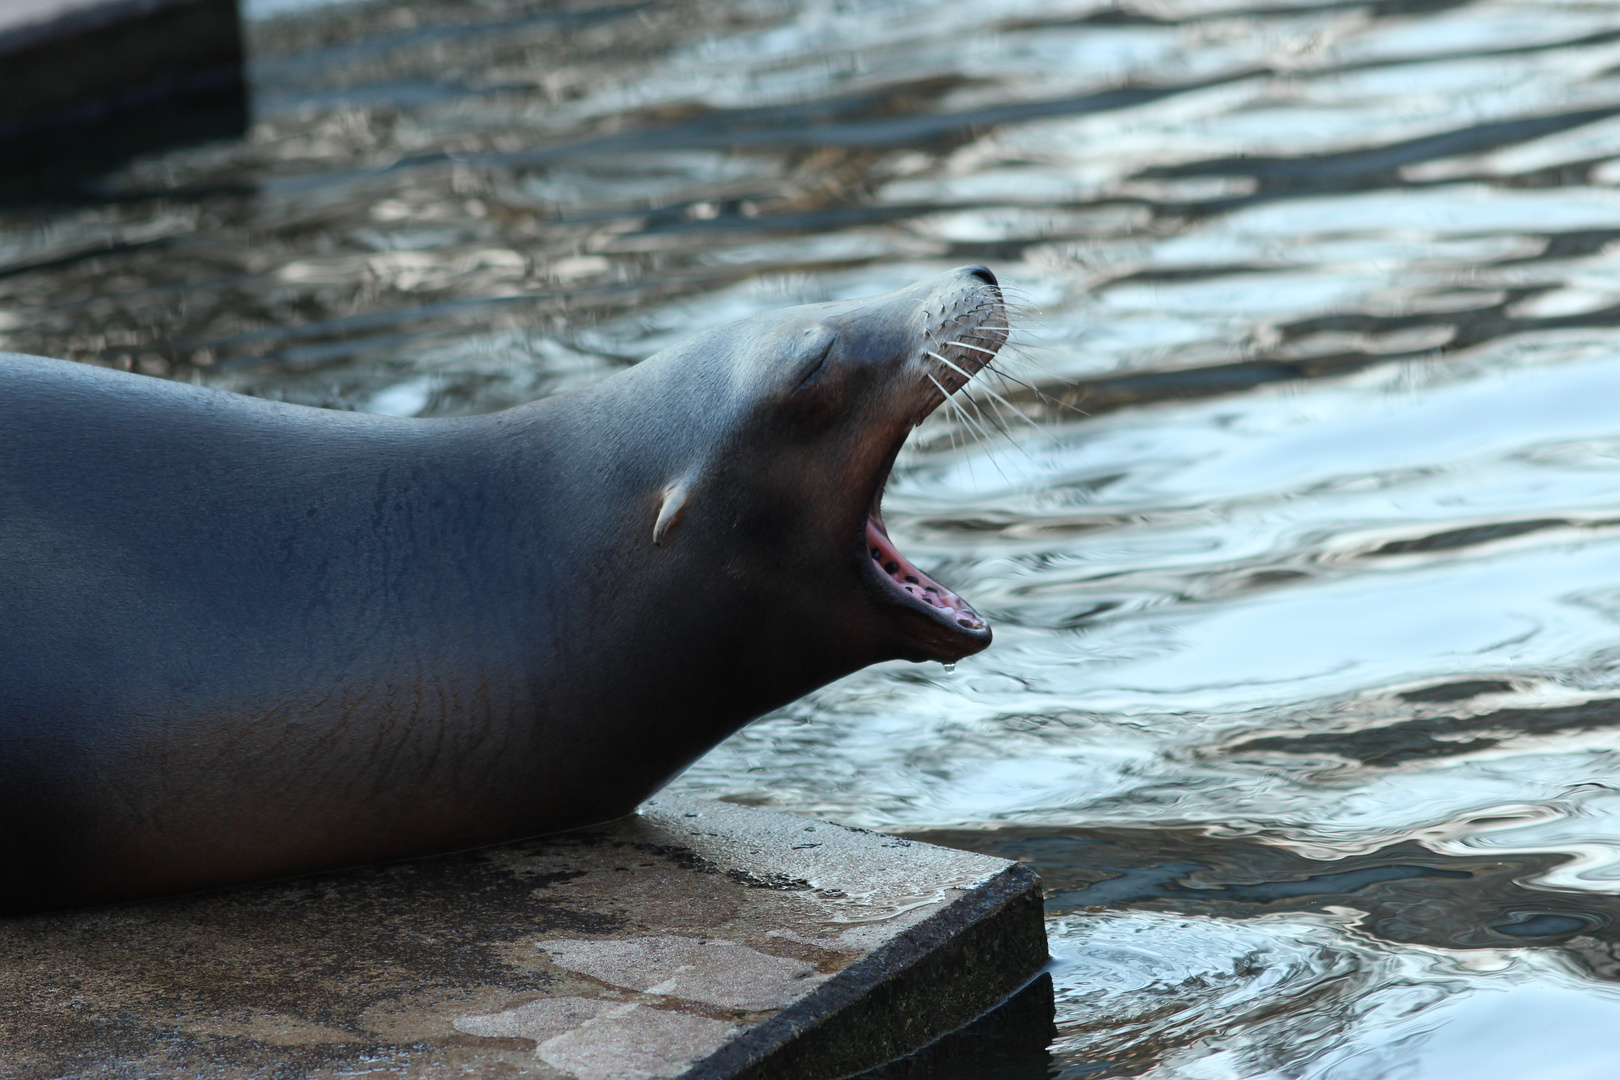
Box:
[686,860,1048,1080]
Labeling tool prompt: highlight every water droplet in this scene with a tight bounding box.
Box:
[942,662,956,674]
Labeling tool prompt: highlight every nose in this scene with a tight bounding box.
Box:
[963,264,998,287]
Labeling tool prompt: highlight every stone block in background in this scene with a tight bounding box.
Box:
[0,795,1050,1079]
[0,0,247,193]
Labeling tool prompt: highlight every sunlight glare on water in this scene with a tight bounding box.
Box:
[9,0,1620,1073]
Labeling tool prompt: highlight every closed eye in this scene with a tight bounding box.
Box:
[790,332,838,395]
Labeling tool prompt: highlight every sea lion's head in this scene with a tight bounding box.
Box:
[634,265,1007,668]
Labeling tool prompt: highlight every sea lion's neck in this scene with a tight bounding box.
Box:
[471,376,867,762]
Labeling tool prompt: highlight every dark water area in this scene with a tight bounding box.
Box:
[10,0,1620,1074]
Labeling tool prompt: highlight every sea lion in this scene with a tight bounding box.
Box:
[0,265,1006,915]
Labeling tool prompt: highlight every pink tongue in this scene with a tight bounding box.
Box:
[866,518,986,631]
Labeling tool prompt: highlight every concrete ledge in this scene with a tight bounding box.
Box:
[693,861,1047,1080]
[0,795,1048,1079]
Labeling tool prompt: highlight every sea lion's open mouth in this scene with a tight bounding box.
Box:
[866,509,986,631]
[860,266,1006,652]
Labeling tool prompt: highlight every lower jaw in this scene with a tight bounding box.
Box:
[865,515,986,633]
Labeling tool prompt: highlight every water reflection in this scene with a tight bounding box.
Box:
[8,0,1620,1074]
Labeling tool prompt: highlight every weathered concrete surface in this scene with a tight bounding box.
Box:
[0,795,1047,1080]
[0,0,244,135]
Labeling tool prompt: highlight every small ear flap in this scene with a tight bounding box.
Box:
[652,479,690,546]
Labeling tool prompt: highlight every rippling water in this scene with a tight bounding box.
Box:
[11,0,1620,1074]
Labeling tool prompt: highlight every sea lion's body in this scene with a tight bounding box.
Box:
[0,267,1005,914]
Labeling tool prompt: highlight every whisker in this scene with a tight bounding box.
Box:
[927,349,1048,438]
[936,354,1001,429]
[992,347,1085,408]
[962,384,1012,439]
[981,395,1041,465]
[925,372,979,453]
[924,348,979,384]
[945,340,1001,359]
[1000,307,1049,330]
[931,371,997,444]
[935,378,1015,484]
[923,371,963,429]
[986,369,1048,415]
[970,378,1056,441]
[962,382,1043,465]
[979,359,1045,396]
